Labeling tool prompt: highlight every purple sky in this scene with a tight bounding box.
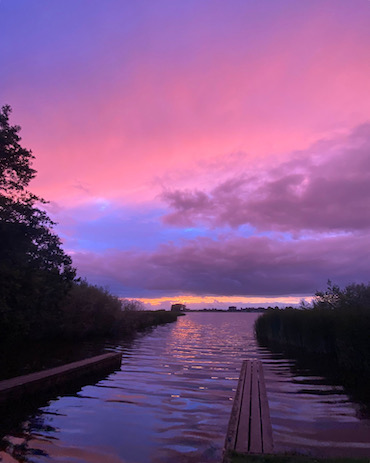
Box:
[1,0,370,308]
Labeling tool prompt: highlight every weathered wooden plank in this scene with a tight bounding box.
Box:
[249,360,263,453]
[0,352,122,403]
[259,361,274,453]
[224,360,247,452]
[224,359,274,461]
[235,360,252,452]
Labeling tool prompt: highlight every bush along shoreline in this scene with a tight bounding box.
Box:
[56,280,182,341]
[0,105,181,345]
[1,279,182,344]
[0,282,182,382]
[254,281,370,406]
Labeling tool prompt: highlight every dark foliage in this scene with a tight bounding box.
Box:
[121,298,145,311]
[58,280,123,338]
[0,105,76,339]
[0,105,36,192]
[255,281,370,382]
[0,105,180,343]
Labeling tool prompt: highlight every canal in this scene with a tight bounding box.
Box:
[1,312,370,462]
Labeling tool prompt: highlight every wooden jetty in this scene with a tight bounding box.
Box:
[0,352,122,404]
[224,359,274,460]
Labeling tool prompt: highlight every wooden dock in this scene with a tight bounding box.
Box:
[0,352,122,404]
[224,359,274,459]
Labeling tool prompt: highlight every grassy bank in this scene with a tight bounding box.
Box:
[228,452,369,463]
[254,282,370,389]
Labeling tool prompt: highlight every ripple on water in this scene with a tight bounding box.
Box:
[1,312,370,462]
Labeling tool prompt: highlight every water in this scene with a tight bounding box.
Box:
[1,312,370,462]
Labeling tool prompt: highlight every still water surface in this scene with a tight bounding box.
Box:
[1,312,370,462]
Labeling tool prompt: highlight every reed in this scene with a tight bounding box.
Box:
[254,282,370,381]
[57,281,181,339]
[1,280,180,342]
[229,451,369,463]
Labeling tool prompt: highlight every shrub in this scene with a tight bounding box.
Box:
[255,282,370,379]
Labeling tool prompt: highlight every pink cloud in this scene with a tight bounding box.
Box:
[3,1,369,207]
[161,123,370,233]
[3,1,370,299]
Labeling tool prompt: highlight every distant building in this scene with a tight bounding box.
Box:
[171,303,187,312]
[228,306,237,312]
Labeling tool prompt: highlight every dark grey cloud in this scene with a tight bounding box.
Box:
[73,232,370,297]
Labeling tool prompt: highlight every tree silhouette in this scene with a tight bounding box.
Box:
[0,105,75,339]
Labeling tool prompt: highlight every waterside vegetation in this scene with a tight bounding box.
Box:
[0,105,179,343]
[43,280,180,341]
[229,451,370,463]
[255,281,370,388]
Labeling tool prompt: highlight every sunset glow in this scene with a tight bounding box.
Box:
[139,295,304,310]
[1,0,370,308]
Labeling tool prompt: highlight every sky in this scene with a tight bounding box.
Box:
[1,0,370,309]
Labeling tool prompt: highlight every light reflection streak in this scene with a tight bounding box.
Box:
[1,313,370,462]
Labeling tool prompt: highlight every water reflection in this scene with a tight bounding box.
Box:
[1,313,370,462]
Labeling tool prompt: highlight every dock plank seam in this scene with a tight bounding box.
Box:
[224,359,274,460]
